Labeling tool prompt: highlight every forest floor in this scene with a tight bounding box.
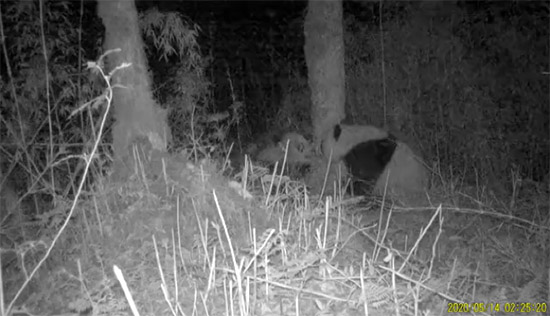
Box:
[2,148,549,316]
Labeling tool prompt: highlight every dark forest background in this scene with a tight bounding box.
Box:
[1,1,548,192]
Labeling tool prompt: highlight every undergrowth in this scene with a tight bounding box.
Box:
[4,155,549,315]
[2,103,549,315]
[2,56,549,315]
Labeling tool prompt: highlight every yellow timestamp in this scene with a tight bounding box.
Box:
[447,302,547,313]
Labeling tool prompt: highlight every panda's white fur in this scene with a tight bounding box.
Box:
[373,141,428,201]
[323,123,428,201]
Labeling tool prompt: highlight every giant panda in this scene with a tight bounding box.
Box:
[322,123,428,201]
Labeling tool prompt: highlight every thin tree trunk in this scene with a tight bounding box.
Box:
[304,0,345,149]
[97,0,170,179]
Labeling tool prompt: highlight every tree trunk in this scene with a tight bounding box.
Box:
[304,0,345,149]
[97,0,170,178]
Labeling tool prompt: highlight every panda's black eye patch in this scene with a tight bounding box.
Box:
[333,124,342,141]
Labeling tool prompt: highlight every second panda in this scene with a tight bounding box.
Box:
[322,123,428,200]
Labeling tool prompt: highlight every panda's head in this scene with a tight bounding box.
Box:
[257,131,313,165]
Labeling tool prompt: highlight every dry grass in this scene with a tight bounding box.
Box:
[2,139,548,316]
[2,55,548,316]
